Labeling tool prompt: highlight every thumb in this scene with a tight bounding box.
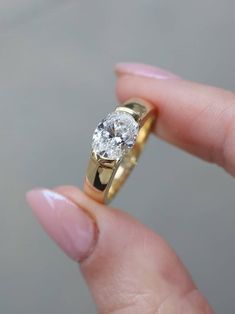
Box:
[26,186,213,313]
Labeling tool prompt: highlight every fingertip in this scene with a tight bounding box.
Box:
[115,62,181,80]
[26,188,52,216]
[26,188,98,262]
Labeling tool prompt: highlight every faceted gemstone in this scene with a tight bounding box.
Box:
[92,111,139,160]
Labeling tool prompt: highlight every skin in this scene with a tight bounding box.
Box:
[27,64,235,313]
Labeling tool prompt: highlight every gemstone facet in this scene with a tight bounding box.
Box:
[92,111,139,160]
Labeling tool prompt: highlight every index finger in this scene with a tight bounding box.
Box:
[115,63,235,176]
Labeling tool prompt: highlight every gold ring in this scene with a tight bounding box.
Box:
[84,98,156,204]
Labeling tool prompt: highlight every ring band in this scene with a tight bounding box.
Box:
[84,98,156,204]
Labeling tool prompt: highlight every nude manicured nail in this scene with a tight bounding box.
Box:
[115,62,180,80]
[26,189,97,262]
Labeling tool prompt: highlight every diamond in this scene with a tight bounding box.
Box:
[92,111,139,160]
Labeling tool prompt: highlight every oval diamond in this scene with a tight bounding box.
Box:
[92,111,139,160]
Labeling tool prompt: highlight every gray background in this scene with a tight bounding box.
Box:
[0,0,235,313]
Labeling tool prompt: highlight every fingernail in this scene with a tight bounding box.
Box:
[115,62,181,80]
[26,189,97,262]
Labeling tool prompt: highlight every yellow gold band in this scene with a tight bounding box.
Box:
[84,98,156,204]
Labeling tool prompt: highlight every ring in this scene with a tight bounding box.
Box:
[84,98,156,204]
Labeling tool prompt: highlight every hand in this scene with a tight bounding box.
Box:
[26,62,235,313]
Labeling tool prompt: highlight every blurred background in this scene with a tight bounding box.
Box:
[0,1,235,313]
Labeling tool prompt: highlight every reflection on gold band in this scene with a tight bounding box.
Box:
[84,98,156,204]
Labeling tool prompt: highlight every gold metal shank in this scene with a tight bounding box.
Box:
[84,98,156,204]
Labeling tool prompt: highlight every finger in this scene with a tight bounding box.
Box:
[115,62,235,176]
[26,186,213,313]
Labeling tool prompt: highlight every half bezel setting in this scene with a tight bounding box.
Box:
[85,98,155,204]
[91,110,139,160]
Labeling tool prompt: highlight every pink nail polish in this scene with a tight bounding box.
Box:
[115,62,180,80]
[26,189,97,262]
